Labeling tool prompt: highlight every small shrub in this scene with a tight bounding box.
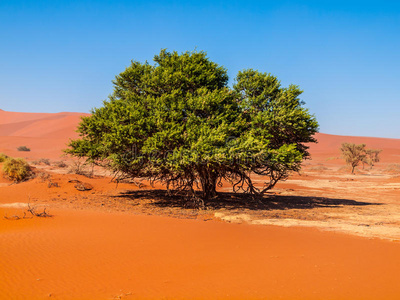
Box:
[0,153,8,162]
[48,181,59,188]
[37,172,51,182]
[53,160,68,168]
[32,158,51,166]
[39,158,50,165]
[2,158,32,182]
[68,160,93,177]
[17,146,31,152]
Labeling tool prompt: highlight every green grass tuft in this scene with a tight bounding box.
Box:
[2,157,32,182]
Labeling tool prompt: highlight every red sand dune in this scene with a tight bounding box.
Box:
[1,109,399,163]
[0,110,89,159]
[309,132,400,164]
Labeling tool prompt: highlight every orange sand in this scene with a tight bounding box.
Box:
[309,132,400,164]
[1,110,400,299]
[1,207,400,300]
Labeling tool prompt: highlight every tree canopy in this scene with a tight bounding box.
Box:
[66,49,318,203]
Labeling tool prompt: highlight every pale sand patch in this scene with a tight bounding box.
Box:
[0,202,29,208]
[215,211,400,241]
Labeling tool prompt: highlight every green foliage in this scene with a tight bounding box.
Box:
[17,145,31,152]
[66,49,318,200]
[340,143,381,174]
[0,153,8,162]
[2,158,31,182]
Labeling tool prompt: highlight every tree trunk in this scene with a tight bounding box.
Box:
[198,167,218,201]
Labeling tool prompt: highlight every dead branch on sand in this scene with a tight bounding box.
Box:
[4,211,33,220]
[27,203,53,218]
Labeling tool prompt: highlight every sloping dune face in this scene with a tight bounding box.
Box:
[1,109,399,164]
[0,110,89,159]
[309,132,400,164]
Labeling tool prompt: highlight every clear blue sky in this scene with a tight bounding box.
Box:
[1,0,399,138]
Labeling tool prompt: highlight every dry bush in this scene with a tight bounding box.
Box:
[2,158,32,182]
[53,160,68,168]
[37,172,59,187]
[47,181,59,188]
[68,159,93,177]
[3,202,52,220]
[39,158,51,165]
[27,204,53,217]
[37,172,51,182]
[32,158,51,166]
[0,153,8,162]
[17,145,31,152]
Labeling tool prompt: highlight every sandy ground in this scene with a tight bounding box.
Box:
[1,109,400,299]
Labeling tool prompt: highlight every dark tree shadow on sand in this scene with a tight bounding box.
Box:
[112,189,380,211]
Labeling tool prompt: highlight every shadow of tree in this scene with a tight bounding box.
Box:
[112,189,380,211]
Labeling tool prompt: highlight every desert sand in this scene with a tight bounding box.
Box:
[1,109,400,299]
[0,110,89,160]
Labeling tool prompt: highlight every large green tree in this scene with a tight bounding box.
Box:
[66,50,318,202]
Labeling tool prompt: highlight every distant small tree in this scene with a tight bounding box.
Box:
[340,143,382,174]
[340,143,367,174]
